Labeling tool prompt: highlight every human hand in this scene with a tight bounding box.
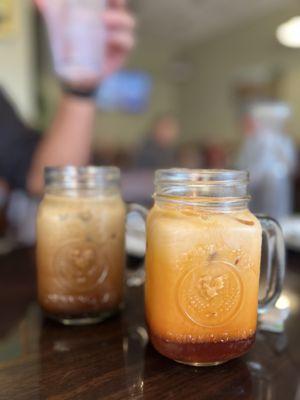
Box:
[102,0,136,79]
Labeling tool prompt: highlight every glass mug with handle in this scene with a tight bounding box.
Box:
[137,169,285,366]
[36,166,143,325]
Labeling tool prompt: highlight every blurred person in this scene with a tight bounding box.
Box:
[177,142,203,168]
[204,140,228,169]
[135,114,180,169]
[0,0,135,245]
[0,0,135,196]
[122,114,180,205]
[237,101,296,220]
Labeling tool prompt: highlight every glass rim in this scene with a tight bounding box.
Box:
[155,169,249,186]
[44,166,120,188]
[154,169,250,209]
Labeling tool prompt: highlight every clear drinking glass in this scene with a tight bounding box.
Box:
[144,169,285,366]
[40,0,106,84]
[36,166,126,325]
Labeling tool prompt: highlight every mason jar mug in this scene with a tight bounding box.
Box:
[36,166,126,325]
[145,169,285,366]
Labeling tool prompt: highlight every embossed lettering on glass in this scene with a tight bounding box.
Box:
[145,169,285,366]
[36,166,126,325]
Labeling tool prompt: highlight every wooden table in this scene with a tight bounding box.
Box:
[0,248,299,399]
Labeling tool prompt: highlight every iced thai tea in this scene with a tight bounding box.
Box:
[145,170,268,365]
[145,193,262,365]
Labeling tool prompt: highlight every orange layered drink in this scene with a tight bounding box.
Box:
[145,169,265,365]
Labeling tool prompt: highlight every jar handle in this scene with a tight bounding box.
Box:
[126,204,148,287]
[127,204,148,221]
[257,215,285,314]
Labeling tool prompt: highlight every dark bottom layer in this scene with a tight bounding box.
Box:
[42,307,120,326]
[150,332,255,364]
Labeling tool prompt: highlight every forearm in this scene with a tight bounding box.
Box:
[27,0,135,196]
[27,94,96,195]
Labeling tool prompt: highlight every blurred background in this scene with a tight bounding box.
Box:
[2,0,300,246]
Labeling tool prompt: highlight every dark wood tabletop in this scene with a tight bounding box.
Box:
[0,248,299,400]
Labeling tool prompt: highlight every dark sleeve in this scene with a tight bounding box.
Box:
[0,90,40,190]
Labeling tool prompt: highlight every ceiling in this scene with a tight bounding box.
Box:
[132,0,294,49]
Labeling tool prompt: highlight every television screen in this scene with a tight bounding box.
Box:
[97,70,152,113]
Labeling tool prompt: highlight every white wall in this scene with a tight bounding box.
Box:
[0,0,36,122]
[280,67,300,139]
[179,4,300,144]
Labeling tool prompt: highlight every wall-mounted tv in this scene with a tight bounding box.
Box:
[97,70,152,113]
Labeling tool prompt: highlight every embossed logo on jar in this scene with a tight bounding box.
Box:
[177,261,242,327]
[54,241,108,293]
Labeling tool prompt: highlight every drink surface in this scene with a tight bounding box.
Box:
[36,193,125,317]
[145,201,262,362]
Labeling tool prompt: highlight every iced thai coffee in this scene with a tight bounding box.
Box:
[36,167,125,325]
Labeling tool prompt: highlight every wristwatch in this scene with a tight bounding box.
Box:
[62,83,98,99]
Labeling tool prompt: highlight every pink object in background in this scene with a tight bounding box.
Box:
[36,0,106,85]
